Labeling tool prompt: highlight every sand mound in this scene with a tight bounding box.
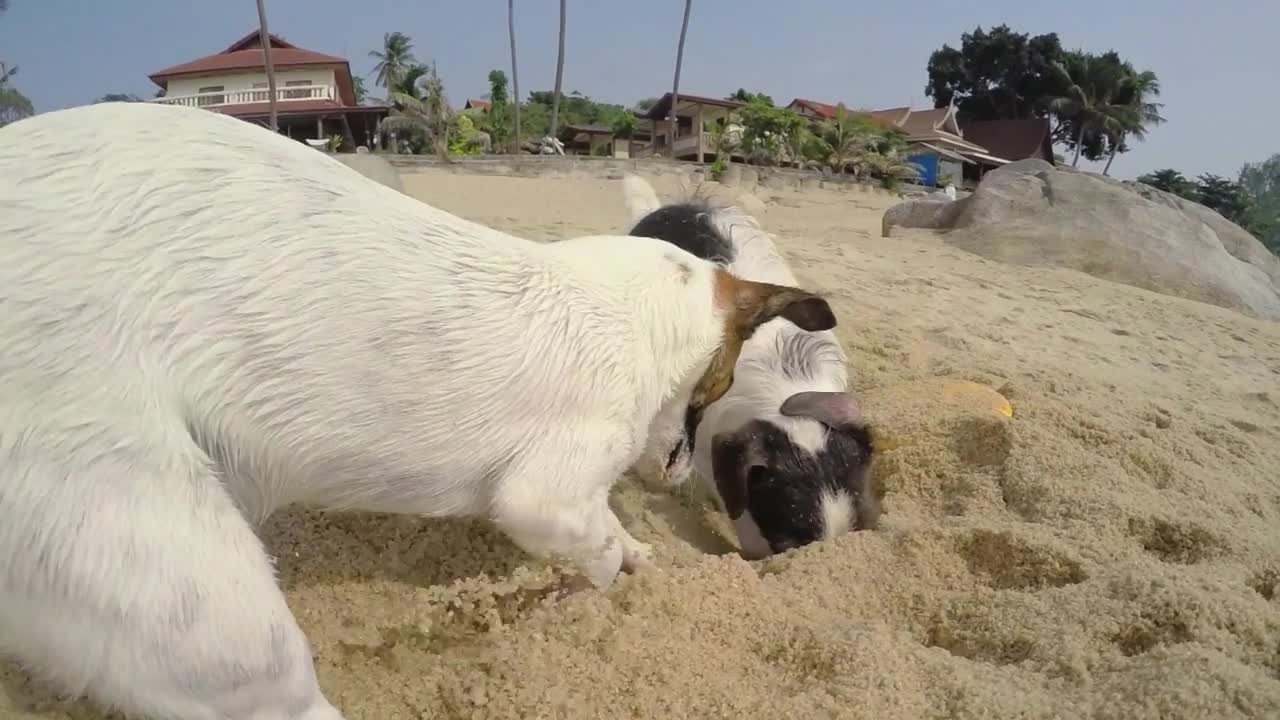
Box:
[5,171,1279,719]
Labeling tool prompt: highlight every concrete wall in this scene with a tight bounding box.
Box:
[384,154,914,197]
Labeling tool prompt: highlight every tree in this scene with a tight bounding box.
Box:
[727,89,773,106]
[94,93,144,103]
[1101,66,1164,175]
[370,32,416,100]
[925,25,1066,121]
[816,105,872,175]
[0,62,32,128]
[383,62,451,159]
[548,0,567,141]
[255,0,278,132]
[486,69,511,150]
[1137,169,1198,200]
[1195,174,1251,225]
[737,100,805,166]
[1239,155,1280,253]
[1045,51,1132,167]
[508,0,521,151]
[667,0,693,158]
[353,77,367,104]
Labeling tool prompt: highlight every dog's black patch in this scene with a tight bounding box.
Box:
[628,202,736,266]
[712,419,877,555]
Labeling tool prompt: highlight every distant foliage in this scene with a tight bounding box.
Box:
[94,93,144,103]
[485,69,512,150]
[926,24,1164,175]
[1139,161,1280,256]
[727,88,774,106]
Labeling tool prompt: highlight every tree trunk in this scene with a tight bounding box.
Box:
[548,0,566,141]
[668,0,693,159]
[1072,122,1084,168]
[507,0,521,154]
[255,0,278,133]
[1103,135,1120,176]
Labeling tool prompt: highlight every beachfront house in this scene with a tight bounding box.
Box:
[148,30,389,151]
[862,104,1006,187]
[633,92,745,162]
[957,117,1056,166]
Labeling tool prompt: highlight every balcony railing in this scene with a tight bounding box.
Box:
[150,85,336,109]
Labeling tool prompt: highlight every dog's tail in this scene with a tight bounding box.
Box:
[622,174,663,227]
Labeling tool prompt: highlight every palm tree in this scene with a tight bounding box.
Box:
[818,105,869,175]
[508,0,521,152]
[1047,52,1130,168]
[548,0,567,141]
[668,0,693,158]
[254,0,278,132]
[1102,68,1164,176]
[383,62,452,160]
[370,32,416,100]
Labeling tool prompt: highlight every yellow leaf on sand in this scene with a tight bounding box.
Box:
[941,381,1014,418]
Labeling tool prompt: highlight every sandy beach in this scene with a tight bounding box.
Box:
[4,169,1279,719]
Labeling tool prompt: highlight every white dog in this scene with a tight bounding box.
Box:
[0,103,837,720]
[622,175,878,560]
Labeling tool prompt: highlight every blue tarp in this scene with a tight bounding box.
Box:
[908,152,939,186]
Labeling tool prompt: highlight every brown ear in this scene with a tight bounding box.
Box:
[710,431,753,519]
[689,271,838,414]
[723,273,837,337]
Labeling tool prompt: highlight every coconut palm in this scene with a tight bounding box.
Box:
[818,105,870,175]
[548,0,567,140]
[370,32,416,99]
[382,62,452,160]
[508,0,522,152]
[1046,52,1131,168]
[1101,68,1164,175]
[668,0,693,158]
[255,0,278,132]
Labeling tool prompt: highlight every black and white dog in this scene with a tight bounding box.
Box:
[623,175,879,558]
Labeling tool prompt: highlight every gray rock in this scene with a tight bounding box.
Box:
[881,195,965,237]
[936,161,1280,320]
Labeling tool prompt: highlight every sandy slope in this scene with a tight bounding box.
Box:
[4,171,1279,720]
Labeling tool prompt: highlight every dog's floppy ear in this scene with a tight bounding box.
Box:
[711,428,767,519]
[623,174,663,227]
[689,271,838,412]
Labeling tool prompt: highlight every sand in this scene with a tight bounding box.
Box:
[4,171,1279,719]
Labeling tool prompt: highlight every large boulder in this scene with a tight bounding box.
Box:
[881,194,966,237]
[882,160,1280,321]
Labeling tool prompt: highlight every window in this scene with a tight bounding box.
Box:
[252,81,268,89]
[196,85,225,106]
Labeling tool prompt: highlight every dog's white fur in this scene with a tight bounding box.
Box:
[623,177,854,558]
[0,103,806,719]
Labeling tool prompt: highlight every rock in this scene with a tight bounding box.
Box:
[881,195,964,237]
[933,161,1280,320]
[331,153,405,195]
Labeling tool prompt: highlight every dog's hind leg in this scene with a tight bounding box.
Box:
[0,422,344,720]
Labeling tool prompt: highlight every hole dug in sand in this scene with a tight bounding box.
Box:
[1126,516,1224,565]
[956,529,1088,591]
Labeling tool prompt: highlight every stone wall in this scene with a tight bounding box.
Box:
[382,153,922,197]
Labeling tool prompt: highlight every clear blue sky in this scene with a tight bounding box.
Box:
[1,1,1275,179]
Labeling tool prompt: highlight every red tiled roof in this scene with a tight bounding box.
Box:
[150,31,346,84]
[957,117,1054,164]
[464,98,492,111]
[787,98,843,119]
